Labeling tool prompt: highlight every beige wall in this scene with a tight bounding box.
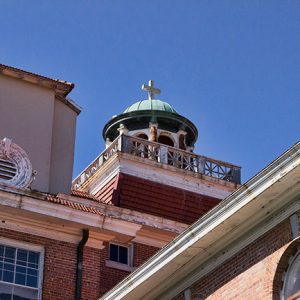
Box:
[49,99,77,194]
[0,74,77,194]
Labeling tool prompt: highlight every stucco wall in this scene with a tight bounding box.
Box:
[0,74,55,192]
[0,74,77,193]
[49,98,77,194]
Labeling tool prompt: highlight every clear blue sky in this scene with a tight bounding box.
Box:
[1,1,299,182]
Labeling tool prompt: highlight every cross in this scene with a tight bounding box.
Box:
[142,80,161,100]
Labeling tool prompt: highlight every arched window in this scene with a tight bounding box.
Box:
[158,135,174,147]
[282,248,300,300]
[136,133,148,140]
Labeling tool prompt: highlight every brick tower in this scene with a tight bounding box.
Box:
[73,80,241,225]
[0,66,241,299]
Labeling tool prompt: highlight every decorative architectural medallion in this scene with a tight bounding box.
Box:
[0,138,35,188]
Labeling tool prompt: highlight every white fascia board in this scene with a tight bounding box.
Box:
[158,196,300,300]
[101,141,300,300]
[0,188,187,247]
[0,190,141,237]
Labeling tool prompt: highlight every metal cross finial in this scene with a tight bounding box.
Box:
[142,80,161,100]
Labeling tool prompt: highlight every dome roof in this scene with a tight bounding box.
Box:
[124,99,178,114]
[103,81,198,146]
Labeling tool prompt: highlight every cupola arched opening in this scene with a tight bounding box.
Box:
[136,133,148,140]
[158,135,174,147]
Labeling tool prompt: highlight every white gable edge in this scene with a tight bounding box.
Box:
[100,141,300,300]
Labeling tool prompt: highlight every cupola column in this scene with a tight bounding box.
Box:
[105,138,112,149]
[178,129,187,150]
[117,124,129,136]
[186,145,194,153]
[149,122,158,142]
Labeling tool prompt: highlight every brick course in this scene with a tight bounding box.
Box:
[0,228,159,299]
[118,174,221,224]
[173,217,294,300]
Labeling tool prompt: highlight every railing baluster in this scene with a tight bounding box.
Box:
[159,145,168,164]
[72,135,241,189]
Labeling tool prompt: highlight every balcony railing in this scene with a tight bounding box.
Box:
[72,135,241,189]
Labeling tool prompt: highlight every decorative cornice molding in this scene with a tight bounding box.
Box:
[0,187,187,248]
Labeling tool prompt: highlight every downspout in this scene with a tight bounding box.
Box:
[76,229,89,300]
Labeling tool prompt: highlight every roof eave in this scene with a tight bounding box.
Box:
[0,63,81,114]
[100,141,300,300]
[102,110,198,142]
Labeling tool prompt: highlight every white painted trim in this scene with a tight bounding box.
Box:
[0,188,186,249]
[105,260,134,272]
[0,211,105,249]
[82,155,121,194]
[106,242,134,272]
[0,237,44,252]
[108,242,133,266]
[158,198,300,300]
[84,152,236,200]
[132,236,167,249]
[118,154,236,198]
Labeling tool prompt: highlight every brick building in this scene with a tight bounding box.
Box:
[102,142,300,300]
[0,66,241,299]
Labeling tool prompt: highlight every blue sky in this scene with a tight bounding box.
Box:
[1,1,299,182]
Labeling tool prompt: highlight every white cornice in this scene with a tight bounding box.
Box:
[0,187,186,248]
[100,141,300,300]
[80,152,237,199]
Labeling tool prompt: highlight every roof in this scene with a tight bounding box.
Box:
[124,99,178,114]
[0,183,188,239]
[101,141,300,300]
[47,194,106,216]
[0,63,81,114]
[71,189,113,205]
[103,108,198,145]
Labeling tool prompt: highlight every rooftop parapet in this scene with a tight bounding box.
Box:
[73,135,241,190]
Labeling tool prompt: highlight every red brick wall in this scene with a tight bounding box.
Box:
[134,242,159,268]
[117,173,221,224]
[81,246,101,300]
[173,217,294,300]
[0,228,160,299]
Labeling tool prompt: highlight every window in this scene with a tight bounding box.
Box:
[136,133,148,140]
[158,135,174,147]
[0,239,43,300]
[282,248,300,300]
[106,243,133,272]
[109,244,129,264]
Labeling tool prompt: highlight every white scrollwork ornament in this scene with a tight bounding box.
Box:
[0,138,35,188]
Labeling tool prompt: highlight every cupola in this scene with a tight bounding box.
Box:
[103,80,198,151]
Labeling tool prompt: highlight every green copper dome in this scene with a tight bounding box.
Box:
[103,80,198,147]
[124,99,178,114]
